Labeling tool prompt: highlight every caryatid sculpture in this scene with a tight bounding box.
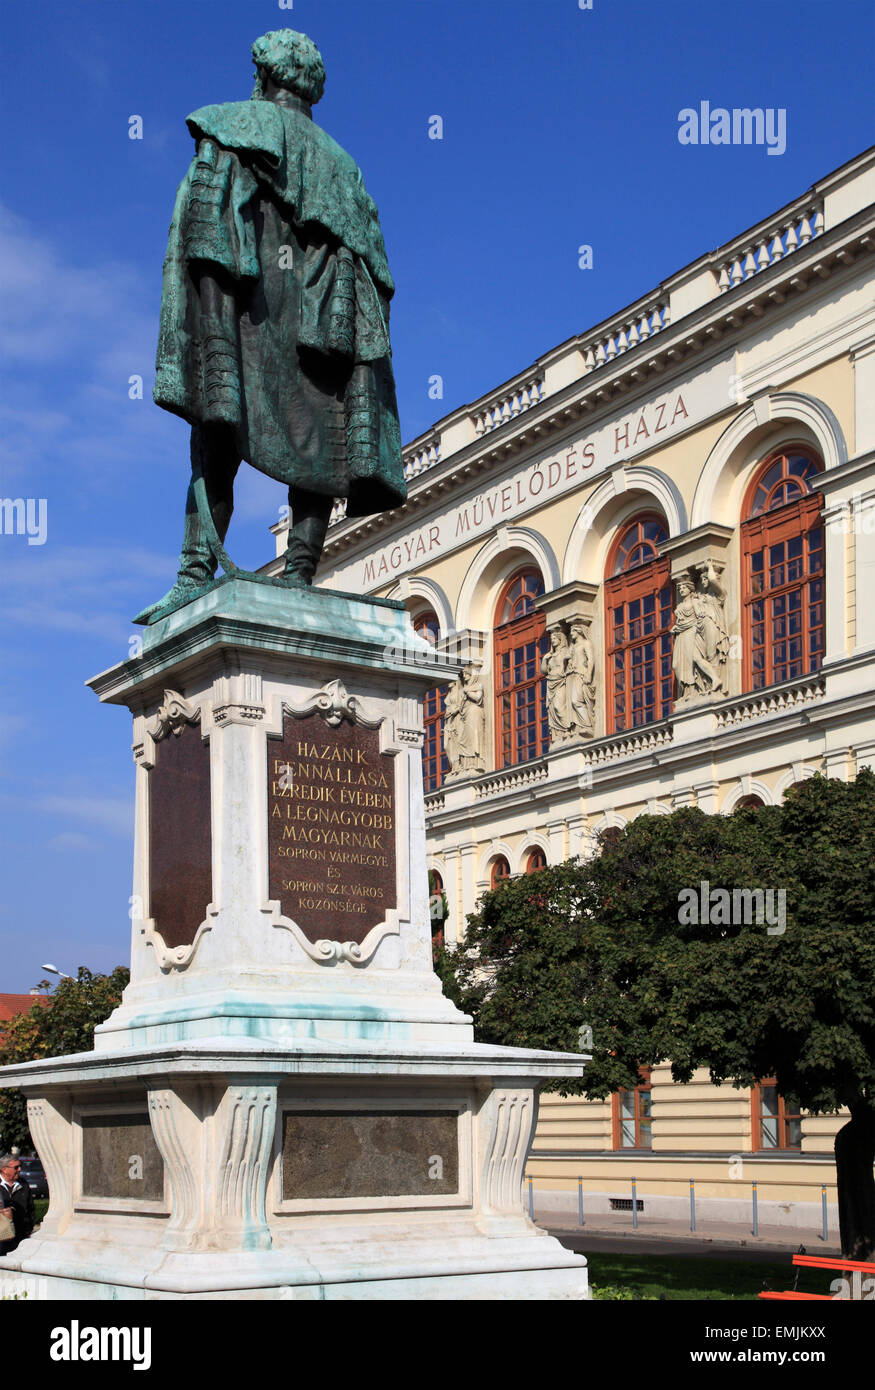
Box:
[137,29,405,624]
[443,665,486,777]
[541,620,596,743]
[671,561,730,703]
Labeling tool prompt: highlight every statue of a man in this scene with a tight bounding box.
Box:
[137,29,405,623]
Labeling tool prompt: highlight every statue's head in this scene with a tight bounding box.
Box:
[251,29,326,106]
[678,577,694,598]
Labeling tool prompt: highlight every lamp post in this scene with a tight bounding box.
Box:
[41,964,74,980]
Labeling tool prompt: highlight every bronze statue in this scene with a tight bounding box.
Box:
[136,29,405,624]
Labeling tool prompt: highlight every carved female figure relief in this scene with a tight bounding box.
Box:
[541,629,574,739]
[566,620,596,735]
[671,562,729,703]
[444,664,486,776]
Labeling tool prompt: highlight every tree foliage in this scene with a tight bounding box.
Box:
[0,967,129,1149]
[439,772,875,1255]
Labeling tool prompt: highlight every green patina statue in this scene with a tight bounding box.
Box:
[136,29,405,624]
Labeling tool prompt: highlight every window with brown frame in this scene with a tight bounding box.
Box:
[741,451,824,692]
[604,516,673,734]
[428,868,445,957]
[493,568,549,768]
[612,1068,653,1149]
[490,856,512,889]
[414,611,448,792]
[525,847,547,874]
[752,1080,803,1150]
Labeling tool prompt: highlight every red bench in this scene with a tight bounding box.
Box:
[758,1252,875,1301]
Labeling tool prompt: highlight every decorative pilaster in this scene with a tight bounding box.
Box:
[479,1087,537,1215]
[216,1085,276,1250]
[26,1096,74,1238]
[148,1081,276,1252]
[148,1086,210,1251]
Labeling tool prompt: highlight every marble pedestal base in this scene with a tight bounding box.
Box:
[0,580,588,1300]
[0,1039,587,1301]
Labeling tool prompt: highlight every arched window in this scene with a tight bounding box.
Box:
[493,568,549,767]
[741,451,824,691]
[525,847,547,874]
[428,869,445,957]
[414,611,447,792]
[490,856,512,889]
[605,516,672,733]
[733,794,765,810]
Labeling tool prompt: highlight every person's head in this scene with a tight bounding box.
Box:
[0,1154,21,1183]
[251,30,326,106]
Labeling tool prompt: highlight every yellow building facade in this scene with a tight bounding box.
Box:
[272,146,875,1230]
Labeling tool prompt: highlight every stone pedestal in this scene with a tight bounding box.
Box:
[0,579,588,1299]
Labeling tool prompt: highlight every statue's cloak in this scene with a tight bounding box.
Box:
[153,100,405,516]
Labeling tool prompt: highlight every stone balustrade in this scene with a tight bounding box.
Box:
[584,723,675,766]
[473,378,545,437]
[404,436,441,480]
[714,674,826,728]
[716,201,824,293]
[473,760,549,800]
[580,299,670,372]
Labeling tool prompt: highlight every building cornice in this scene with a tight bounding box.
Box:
[304,202,875,573]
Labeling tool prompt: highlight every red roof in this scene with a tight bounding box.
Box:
[0,994,49,1022]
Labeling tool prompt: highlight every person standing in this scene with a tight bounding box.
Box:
[0,1154,35,1256]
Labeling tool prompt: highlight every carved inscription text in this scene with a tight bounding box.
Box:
[267,711,396,944]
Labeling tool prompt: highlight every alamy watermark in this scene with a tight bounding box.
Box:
[678,880,786,935]
[678,102,786,157]
[0,497,47,546]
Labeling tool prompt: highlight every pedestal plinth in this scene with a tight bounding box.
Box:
[0,579,588,1299]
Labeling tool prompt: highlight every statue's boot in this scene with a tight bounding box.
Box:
[133,569,215,626]
[134,426,238,624]
[281,489,333,585]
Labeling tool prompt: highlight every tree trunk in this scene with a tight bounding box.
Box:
[834,1100,875,1261]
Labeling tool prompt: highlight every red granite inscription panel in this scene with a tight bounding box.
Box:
[148,723,212,949]
[268,712,396,945]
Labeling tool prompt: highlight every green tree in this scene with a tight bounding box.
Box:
[439,774,875,1259]
[0,967,129,1149]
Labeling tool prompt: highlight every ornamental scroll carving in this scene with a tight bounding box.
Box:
[444,664,486,777]
[671,561,729,706]
[541,619,596,743]
[148,689,200,741]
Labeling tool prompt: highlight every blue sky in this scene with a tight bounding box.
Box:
[0,0,872,991]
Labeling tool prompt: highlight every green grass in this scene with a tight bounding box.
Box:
[585,1251,836,1301]
[33,1199,48,1224]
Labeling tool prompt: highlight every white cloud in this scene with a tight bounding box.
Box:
[48,832,101,851]
[38,795,133,837]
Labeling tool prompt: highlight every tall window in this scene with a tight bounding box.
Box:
[494,569,549,768]
[428,868,445,957]
[414,611,447,792]
[605,516,673,733]
[742,451,824,691]
[752,1081,803,1151]
[613,1069,653,1149]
